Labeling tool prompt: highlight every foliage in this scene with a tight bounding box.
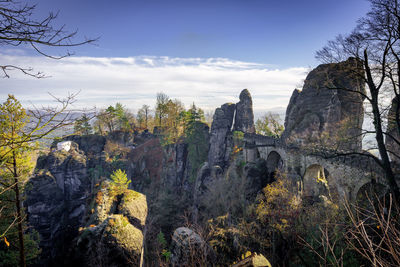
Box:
[137,104,152,129]
[74,114,92,135]
[157,231,171,262]
[155,92,170,128]
[207,214,244,265]
[94,103,135,134]
[0,95,39,266]
[255,112,284,138]
[184,104,208,181]
[109,169,131,195]
[0,229,41,267]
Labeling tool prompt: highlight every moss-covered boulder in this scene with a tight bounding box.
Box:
[119,190,147,228]
[74,186,147,266]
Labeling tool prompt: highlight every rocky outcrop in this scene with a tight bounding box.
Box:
[208,103,236,168]
[74,185,147,267]
[170,227,207,266]
[208,89,256,169]
[386,96,400,164]
[232,253,272,267]
[25,142,90,264]
[282,57,365,152]
[234,89,255,134]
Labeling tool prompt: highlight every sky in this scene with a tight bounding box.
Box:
[0,0,371,116]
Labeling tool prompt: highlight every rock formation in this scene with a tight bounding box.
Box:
[170,227,206,266]
[25,142,90,264]
[26,135,149,266]
[386,96,400,164]
[208,89,256,168]
[234,89,255,134]
[74,183,147,267]
[282,57,366,152]
[208,103,236,168]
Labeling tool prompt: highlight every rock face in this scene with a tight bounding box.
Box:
[386,96,400,164]
[25,142,90,264]
[170,227,206,266]
[208,89,257,168]
[208,103,236,168]
[234,89,255,134]
[74,185,147,267]
[282,57,365,152]
[194,90,258,222]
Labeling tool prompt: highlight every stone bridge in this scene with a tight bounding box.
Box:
[208,58,394,203]
[243,133,387,202]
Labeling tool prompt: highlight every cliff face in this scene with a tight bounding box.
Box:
[234,89,255,134]
[282,57,366,151]
[208,89,256,169]
[386,96,400,165]
[25,144,90,263]
[73,183,147,267]
[26,134,150,266]
[208,103,236,168]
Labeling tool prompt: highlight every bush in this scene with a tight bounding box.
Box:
[109,169,131,195]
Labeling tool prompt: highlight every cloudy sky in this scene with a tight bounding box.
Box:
[0,0,371,115]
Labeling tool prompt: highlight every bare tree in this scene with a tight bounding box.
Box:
[345,194,400,267]
[0,0,97,78]
[316,0,400,203]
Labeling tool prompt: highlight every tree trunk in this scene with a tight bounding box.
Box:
[13,151,26,267]
[364,53,400,204]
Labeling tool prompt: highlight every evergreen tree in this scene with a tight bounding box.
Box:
[0,95,39,267]
[110,169,131,195]
[74,114,92,135]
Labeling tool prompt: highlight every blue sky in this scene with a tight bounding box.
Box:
[1,0,371,114]
[35,0,370,67]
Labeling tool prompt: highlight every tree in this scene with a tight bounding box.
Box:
[316,0,400,203]
[255,113,284,138]
[0,0,97,78]
[74,114,92,135]
[0,94,77,267]
[0,96,37,267]
[109,169,131,195]
[155,92,169,128]
[114,103,133,131]
[137,104,151,129]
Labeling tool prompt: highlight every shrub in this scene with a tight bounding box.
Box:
[109,169,131,195]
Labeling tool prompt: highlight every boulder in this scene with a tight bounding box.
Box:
[75,187,147,267]
[282,57,365,152]
[170,227,206,266]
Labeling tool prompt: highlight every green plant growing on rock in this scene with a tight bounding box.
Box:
[109,169,131,195]
[255,112,284,138]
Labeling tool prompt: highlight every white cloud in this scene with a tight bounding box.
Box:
[0,54,308,116]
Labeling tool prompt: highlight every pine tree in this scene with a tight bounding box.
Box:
[74,114,92,135]
[110,169,131,195]
[0,95,37,267]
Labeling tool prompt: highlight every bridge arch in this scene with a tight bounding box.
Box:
[356,182,388,204]
[302,164,333,200]
[266,151,283,180]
